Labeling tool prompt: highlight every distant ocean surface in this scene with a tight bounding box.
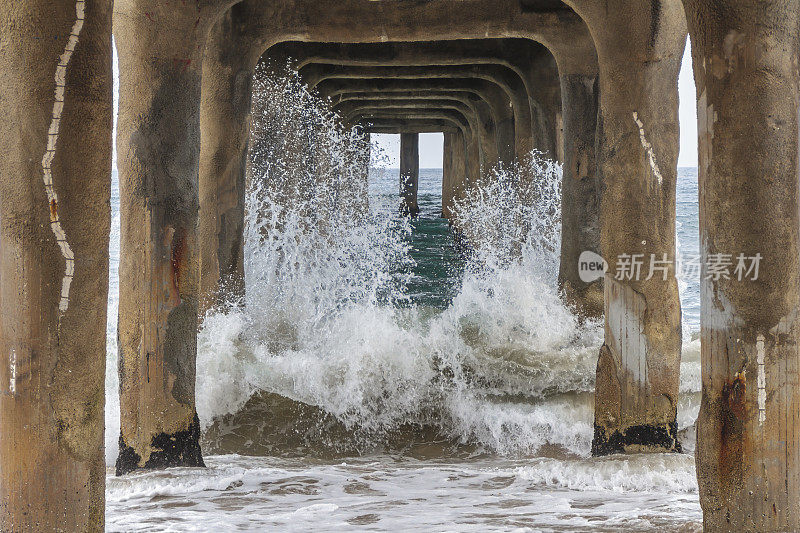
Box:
[104,167,704,532]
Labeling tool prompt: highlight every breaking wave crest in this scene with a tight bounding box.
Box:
[193,71,700,460]
[194,71,607,459]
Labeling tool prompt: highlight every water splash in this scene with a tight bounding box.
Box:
[196,71,605,458]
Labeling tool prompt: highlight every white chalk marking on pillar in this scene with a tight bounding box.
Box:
[9,349,16,395]
[632,112,663,186]
[41,0,85,317]
[605,276,647,386]
[756,334,766,426]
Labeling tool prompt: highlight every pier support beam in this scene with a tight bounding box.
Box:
[543,35,602,319]
[442,130,468,220]
[565,0,686,454]
[451,130,468,210]
[114,0,233,475]
[521,47,562,160]
[557,69,601,318]
[683,0,800,530]
[198,6,260,314]
[0,0,112,529]
[442,132,454,218]
[400,133,420,216]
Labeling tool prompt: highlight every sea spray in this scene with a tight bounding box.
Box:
[196,71,606,457]
[452,154,563,272]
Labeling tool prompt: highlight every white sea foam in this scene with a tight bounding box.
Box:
[514,453,697,493]
[105,454,701,531]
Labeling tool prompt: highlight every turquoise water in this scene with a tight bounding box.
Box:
[372,166,702,333]
[370,168,466,309]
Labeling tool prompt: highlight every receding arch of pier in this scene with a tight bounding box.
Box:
[108,0,610,486]
[92,0,672,514]
[352,108,473,137]
[318,78,516,161]
[333,93,500,170]
[341,100,481,139]
[267,39,561,157]
[314,78,489,195]
[353,106,482,185]
[298,63,534,155]
[198,0,600,314]
[362,121,468,219]
[336,92,512,164]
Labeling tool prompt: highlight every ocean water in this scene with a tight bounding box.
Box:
[103,161,704,531]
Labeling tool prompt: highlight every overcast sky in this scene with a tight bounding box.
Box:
[374,39,698,169]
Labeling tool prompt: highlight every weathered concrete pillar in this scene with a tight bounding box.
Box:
[539,32,603,319]
[465,128,482,191]
[0,0,112,529]
[527,50,562,161]
[442,132,454,218]
[451,130,468,210]
[114,0,231,474]
[198,6,261,314]
[557,68,602,318]
[564,0,686,454]
[682,1,800,530]
[441,129,469,221]
[469,96,501,171]
[399,133,420,216]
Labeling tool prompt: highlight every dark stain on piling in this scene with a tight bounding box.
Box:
[592,421,682,456]
[723,371,747,421]
[162,225,197,407]
[170,228,187,298]
[648,0,662,49]
[719,371,746,481]
[115,413,205,476]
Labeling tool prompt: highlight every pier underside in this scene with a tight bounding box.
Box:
[1,0,798,531]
